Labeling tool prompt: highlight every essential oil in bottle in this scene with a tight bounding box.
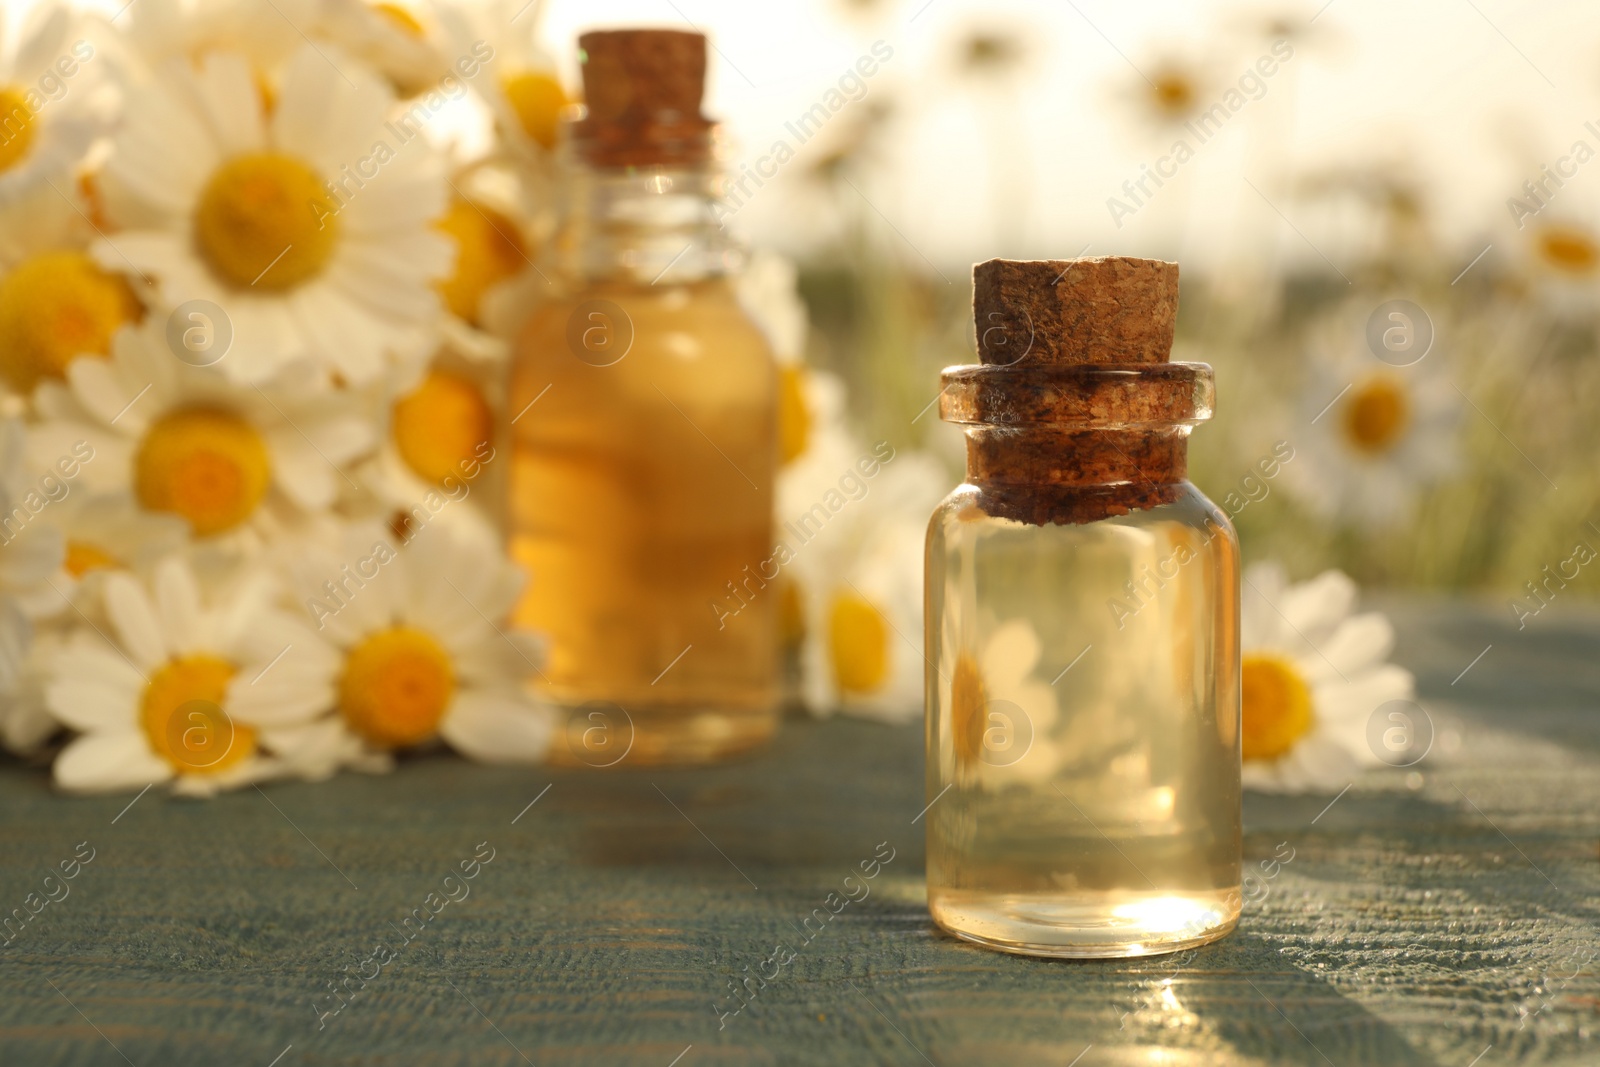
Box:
[508,30,778,765]
[924,257,1242,957]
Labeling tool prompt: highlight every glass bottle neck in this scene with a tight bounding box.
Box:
[550,162,734,288]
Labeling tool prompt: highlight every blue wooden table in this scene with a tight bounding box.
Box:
[0,597,1596,1066]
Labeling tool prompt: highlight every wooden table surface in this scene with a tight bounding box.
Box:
[0,597,1596,1067]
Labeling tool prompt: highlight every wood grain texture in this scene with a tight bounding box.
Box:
[0,597,1596,1066]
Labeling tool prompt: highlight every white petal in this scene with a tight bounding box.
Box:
[102,571,168,669]
[54,732,171,794]
[439,689,553,764]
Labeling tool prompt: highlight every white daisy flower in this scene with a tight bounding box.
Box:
[7,491,189,621]
[0,4,113,205]
[1239,561,1415,794]
[44,554,343,795]
[314,0,453,99]
[1285,309,1460,528]
[114,0,315,78]
[942,617,1062,785]
[28,318,373,544]
[95,45,451,386]
[357,356,500,540]
[0,415,67,618]
[433,188,539,362]
[0,133,144,397]
[284,521,553,762]
[435,0,567,161]
[1511,210,1600,321]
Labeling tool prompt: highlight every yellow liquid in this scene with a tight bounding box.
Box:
[509,278,779,765]
[925,484,1242,957]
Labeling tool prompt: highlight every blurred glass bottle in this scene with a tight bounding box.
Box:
[509,29,778,765]
[925,257,1241,958]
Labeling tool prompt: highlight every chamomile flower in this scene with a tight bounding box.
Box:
[29,318,373,543]
[357,357,500,540]
[433,191,538,360]
[436,0,569,158]
[285,522,553,762]
[944,617,1061,784]
[95,45,451,386]
[10,492,189,620]
[795,492,936,723]
[0,4,112,204]
[1239,562,1414,793]
[116,0,314,76]
[315,0,453,98]
[0,416,67,617]
[0,181,143,395]
[1512,210,1600,320]
[44,554,342,795]
[1286,310,1460,528]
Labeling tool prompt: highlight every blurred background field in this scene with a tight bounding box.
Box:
[519,0,1599,602]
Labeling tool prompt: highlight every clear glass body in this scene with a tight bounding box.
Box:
[508,165,779,765]
[924,478,1241,957]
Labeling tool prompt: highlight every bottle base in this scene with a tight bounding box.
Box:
[547,700,779,768]
[929,887,1239,959]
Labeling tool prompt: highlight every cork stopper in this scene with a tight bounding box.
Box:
[974,257,1178,365]
[574,29,713,167]
[942,256,1213,526]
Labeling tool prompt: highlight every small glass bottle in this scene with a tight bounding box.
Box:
[924,257,1241,958]
[508,30,778,765]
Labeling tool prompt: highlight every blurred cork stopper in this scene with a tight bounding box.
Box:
[974,257,1178,365]
[574,29,713,167]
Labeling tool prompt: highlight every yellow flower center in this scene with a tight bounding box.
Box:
[141,654,256,774]
[135,408,272,536]
[0,87,37,173]
[1150,70,1196,116]
[950,652,987,768]
[501,71,568,150]
[433,198,526,324]
[392,369,493,484]
[828,591,889,695]
[1535,224,1599,277]
[778,365,811,464]
[1341,375,1410,455]
[373,1,426,36]
[194,152,338,290]
[0,251,142,391]
[1240,653,1314,761]
[64,540,121,577]
[339,626,455,748]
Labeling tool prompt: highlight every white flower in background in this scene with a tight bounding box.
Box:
[30,318,373,544]
[1240,562,1414,793]
[0,181,144,397]
[436,0,567,161]
[314,0,454,98]
[44,555,345,795]
[115,0,314,77]
[1511,210,1600,320]
[434,187,540,360]
[8,492,189,620]
[96,45,451,385]
[737,252,810,366]
[283,522,553,763]
[1286,311,1459,528]
[0,4,113,205]
[945,617,1061,784]
[356,358,500,540]
[796,509,929,724]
